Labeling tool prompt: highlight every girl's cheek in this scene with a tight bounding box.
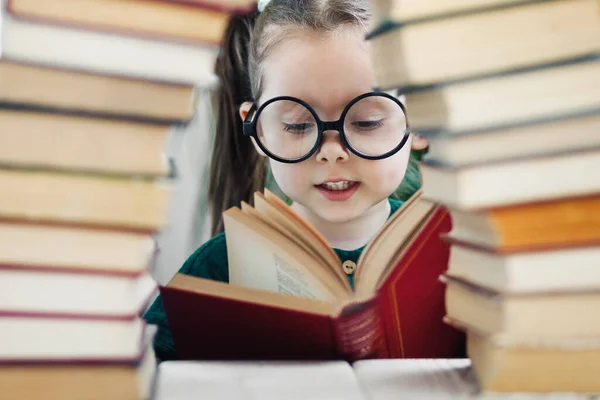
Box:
[270,163,309,188]
[366,158,409,190]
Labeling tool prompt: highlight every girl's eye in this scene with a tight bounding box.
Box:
[283,122,314,133]
[351,119,384,131]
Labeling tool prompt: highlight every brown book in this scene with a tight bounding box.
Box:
[466,328,600,393]
[8,0,230,44]
[0,266,156,318]
[369,0,600,90]
[369,0,529,27]
[420,148,600,210]
[0,61,195,123]
[400,54,600,134]
[0,337,156,400]
[0,170,170,232]
[161,190,465,361]
[0,221,155,275]
[446,240,600,293]
[0,316,148,362]
[0,110,170,177]
[166,0,256,13]
[424,111,600,167]
[1,7,218,85]
[443,275,600,338]
[447,195,600,251]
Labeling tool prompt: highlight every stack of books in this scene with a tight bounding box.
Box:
[0,0,253,398]
[367,0,600,394]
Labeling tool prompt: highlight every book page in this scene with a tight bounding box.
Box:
[223,208,348,301]
[262,191,343,266]
[353,359,478,399]
[273,254,318,298]
[155,361,366,400]
[246,198,346,289]
[242,202,338,296]
[257,191,349,290]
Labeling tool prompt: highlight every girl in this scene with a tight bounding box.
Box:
[144,0,444,362]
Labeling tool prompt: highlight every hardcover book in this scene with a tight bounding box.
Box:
[7,0,230,45]
[368,0,600,90]
[160,190,464,361]
[447,194,600,251]
[0,60,196,123]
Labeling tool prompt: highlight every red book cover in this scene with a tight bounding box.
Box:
[161,277,342,360]
[161,205,464,361]
[375,207,465,358]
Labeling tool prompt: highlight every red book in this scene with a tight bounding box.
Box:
[161,190,464,360]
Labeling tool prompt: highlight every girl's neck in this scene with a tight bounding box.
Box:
[291,199,391,251]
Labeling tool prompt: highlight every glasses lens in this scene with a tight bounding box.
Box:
[256,99,318,160]
[343,95,408,157]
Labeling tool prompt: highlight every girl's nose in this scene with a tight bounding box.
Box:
[315,130,350,164]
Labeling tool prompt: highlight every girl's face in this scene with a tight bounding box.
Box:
[242,29,412,223]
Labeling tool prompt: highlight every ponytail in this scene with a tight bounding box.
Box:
[209,10,266,236]
[209,0,372,236]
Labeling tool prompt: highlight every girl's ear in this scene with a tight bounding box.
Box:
[239,101,267,157]
[410,133,429,151]
[238,101,253,121]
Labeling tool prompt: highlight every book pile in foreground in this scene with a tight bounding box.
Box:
[0,0,254,398]
[367,0,600,394]
[153,358,597,400]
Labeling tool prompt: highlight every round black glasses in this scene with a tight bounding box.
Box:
[242,92,410,163]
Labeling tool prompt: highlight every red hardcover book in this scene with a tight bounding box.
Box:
[161,190,464,360]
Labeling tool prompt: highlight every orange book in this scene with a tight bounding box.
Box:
[447,195,600,251]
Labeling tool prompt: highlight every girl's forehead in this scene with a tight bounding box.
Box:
[259,30,375,114]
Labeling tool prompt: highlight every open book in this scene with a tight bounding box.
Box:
[160,190,464,361]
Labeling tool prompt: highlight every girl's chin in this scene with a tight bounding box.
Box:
[312,202,368,224]
[290,198,357,223]
[312,195,392,224]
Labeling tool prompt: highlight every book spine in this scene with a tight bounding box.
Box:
[332,299,388,361]
[167,0,257,14]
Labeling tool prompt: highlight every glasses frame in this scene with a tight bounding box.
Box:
[242,91,410,163]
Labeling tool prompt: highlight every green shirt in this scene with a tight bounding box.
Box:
[144,198,404,361]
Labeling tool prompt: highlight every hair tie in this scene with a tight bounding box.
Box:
[257,0,273,12]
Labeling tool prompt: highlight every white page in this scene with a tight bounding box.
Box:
[353,359,592,400]
[155,361,367,400]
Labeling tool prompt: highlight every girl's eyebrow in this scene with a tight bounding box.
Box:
[277,102,309,115]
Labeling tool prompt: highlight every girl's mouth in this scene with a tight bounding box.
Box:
[315,181,360,201]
